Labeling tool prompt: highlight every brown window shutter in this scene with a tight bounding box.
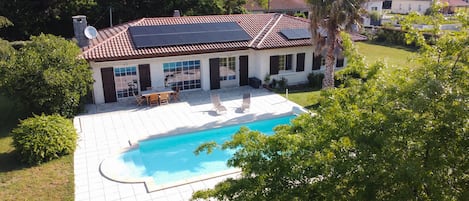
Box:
[138,64,151,91]
[101,67,117,103]
[296,53,305,72]
[312,53,321,70]
[270,56,279,75]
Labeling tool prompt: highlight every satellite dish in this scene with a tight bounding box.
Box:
[84,26,98,39]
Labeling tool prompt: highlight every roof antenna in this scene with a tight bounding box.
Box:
[109,6,113,27]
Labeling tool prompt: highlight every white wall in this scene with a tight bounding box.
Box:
[89,45,340,104]
[391,0,432,14]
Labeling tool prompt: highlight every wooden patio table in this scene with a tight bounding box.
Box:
[141,87,174,105]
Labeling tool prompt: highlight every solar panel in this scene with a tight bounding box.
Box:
[280,28,311,40]
[129,22,252,48]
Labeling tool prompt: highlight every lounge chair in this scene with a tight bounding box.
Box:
[211,94,227,114]
[241,93,250,112]
[171,87,180,101]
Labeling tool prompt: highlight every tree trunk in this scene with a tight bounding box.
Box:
[322,34,336,89]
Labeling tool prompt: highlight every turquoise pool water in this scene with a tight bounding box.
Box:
[119,115,295,185]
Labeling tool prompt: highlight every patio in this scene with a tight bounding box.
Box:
[74,86,306,201]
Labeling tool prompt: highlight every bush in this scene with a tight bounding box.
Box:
[12,114,77,165]
[277,77,288,89]
[308,73,324,89]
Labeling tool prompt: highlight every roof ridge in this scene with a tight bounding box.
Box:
[248,14,278,47]
[81,18,146,56]
[255,13,283,49]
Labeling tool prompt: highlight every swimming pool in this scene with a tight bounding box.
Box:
[100,115,295,191]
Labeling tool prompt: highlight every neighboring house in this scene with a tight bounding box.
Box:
[362,0,386,26]
[75,13,365,104]
[391,0,433,14]
[244,0,309,16]
[439,0,469,14]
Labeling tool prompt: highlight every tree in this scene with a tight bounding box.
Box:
[191,15,468,200]
[307,0,365,89]
[0,0,97,41]
[1,34,93,117]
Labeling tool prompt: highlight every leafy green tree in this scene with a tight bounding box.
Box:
[307,0,365,89]
[1,34,93,117]
[192,14,468,201]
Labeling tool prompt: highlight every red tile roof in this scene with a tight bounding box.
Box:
[81,13,366,62]
[440,0,469,6]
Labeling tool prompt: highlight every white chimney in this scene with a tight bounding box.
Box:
[173,10,181,17]
[72,15,89,48]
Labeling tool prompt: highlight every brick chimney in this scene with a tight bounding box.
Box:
[72,15,89,48]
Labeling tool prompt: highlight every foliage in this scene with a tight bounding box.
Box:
[277,77,288,89]
[0,16,13,29]
[307,73,324,89]
[0,0,97,41]
[374,27,408,46]
[1,34,93,117]
[293,12,307,19]
[192,14,469,200]
[0,0,249,41]
[12,114,77,165]
[307,0,366,88]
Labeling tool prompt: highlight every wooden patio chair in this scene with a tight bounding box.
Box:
[171,87,180,102]
[159,93,170,105]
[149,94,159,106]
[132,91,145,106]
[211,94,227,114]
[241,93,251,112]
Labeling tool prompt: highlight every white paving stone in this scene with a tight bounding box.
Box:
[74,87,305,200]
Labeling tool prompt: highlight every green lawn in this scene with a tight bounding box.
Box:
[355,41,417,68]
[0,95,74,201]
[282,42,417,107]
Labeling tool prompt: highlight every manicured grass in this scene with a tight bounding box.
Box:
[281,42,417,108]
[276,87,321,110]
[0,95,74,201]
[355,41,418,68]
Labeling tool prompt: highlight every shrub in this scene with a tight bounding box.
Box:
[12,114,77,165]
[308,73,324,89]
[277,77,288,89]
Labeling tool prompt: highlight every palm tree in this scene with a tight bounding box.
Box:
[307,0,364,88]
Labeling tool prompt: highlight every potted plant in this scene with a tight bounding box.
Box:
[263,74,271,88]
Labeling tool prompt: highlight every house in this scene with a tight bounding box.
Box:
[439,0,469,14]
[391,0,433,14]
[244,0,309,16]
[75,13,365,104]
[362,0,387,26]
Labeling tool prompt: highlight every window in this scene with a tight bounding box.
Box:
[279,54,293,71]
[163,60,201,90]
[408,4,411,11]
[114,66,138,98]
[336,58,345,68]
[418,5,422,12]
[219,57,236,81]
[321,57,326,66]
[371,7,378,11]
